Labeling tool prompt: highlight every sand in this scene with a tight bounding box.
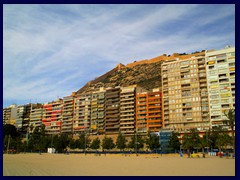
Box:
[3,153,235,176]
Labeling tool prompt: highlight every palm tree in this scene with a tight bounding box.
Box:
[223,109,235,156]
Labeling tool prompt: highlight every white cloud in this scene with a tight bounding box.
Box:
[3,4,235,107]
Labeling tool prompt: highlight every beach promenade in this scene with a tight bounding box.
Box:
[3,153,235,176]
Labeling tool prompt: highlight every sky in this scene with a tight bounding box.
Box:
[3,4,235,108]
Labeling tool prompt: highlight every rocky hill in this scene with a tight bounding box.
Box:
[76,61,162,94]
[76,51,205,94]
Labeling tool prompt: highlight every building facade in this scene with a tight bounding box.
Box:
[29,103,43,132]
[146,89,163,132]
[16,104,32,134]
[161,54,210,133]
[62,94,75,134]
[90,88,106,134]
[119,86,136,135]
[73,93,92,134]
[3,104,18,126]
[42,98,63,134]
[136,89,163,134]
[205,46,235,128]
[16,105,25,131]
[105,87,121,134]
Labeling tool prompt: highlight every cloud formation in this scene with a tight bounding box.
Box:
[3,4,235,107]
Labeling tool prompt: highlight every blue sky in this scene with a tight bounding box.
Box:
[3,4,235,108]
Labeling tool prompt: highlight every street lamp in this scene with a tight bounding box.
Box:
[84,128,87,155]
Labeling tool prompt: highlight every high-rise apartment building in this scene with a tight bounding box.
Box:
[91,88,106,134]
[42,98,63,134]
[105,87,121,134]
[119,86,136,135]
[136,92,148,133]
[29,103,43,132]
[3,104,18,125]
[3,108,11,125]
[62,94,75,133]
[146,89,163,132]
[16,105,25,131]
[161,54,210,132]
[136,88,162,134]
[16,104,31,134]
[73,93,92,134]
[205,46,235,128]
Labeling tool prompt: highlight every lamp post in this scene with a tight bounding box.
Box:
[84,128,86,155]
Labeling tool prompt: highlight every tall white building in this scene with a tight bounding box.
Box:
[205,46,235,128]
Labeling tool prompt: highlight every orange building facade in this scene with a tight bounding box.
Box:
[136,89,163,134]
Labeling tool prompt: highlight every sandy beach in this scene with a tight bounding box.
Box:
[3,153,235,176]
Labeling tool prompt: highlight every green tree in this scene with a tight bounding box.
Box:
[28,124,47,152]
[208,126,222,149]
[199,137,208,153]
[90,137,101,150]
[28,126,41,151]
[216,133,232,153]
[3,124,23,152]
[182,133,192,157]
[116,132,127,151]
[202,129,213,151]
[223,109,235,156]
[127,134,145,151]
[168,132,181,152]
[145,132,160,151]
[3,124,18,138]
[77,133,91,150]
[3,133,23,153]
[53,134,70,153]
[69,139,76,149]
[102,136,115,150]
[182,128,201,156]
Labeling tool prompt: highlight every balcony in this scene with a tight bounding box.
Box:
[120,130,135,134]
[105,124,120,129]
[120,117,135,122]
[120,122,134,127]
[105,117,119,122]
[120,109,134,113]
[106,92,119,98]
[106,109,119,114]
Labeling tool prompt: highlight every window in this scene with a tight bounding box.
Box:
[210,95,219,99]
[229,62,235,67]
[217,59,226,63]
[209,66,215,69]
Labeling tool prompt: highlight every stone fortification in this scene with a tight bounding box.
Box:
[126,51,205,68]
